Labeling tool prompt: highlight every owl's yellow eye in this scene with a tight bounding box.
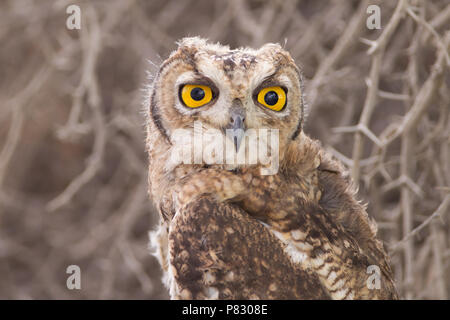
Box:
[257,86,286,111]
[180,84,213,108]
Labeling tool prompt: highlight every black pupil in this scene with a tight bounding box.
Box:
[191,87,205,101]
[264,91,278,106]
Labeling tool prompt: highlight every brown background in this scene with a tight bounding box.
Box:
[0,0,449,299]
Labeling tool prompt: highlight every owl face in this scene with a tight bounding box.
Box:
[149,37,304,171]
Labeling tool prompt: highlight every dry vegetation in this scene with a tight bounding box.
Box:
[0,0,449,299]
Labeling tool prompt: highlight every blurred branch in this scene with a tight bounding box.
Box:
[406,7,450,66]
[0,66,51,189]
[0,104,24,190]
[390,195,450,254]
[351,0,408,184]
[47,6,105,212]
[378,32,450,148]
[307,0,370,116]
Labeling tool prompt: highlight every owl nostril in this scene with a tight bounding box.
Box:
[230,117,244,123]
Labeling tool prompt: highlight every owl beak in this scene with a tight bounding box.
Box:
[231,114,245,152]
[228,108,246,152]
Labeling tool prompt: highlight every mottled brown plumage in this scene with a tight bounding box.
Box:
[146,37,398,299]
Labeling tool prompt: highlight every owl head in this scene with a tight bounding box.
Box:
[148,37,305,174]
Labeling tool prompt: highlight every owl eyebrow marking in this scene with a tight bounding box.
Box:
[254,61,296,89]
[254,75,286,93]
[182,74,216,88]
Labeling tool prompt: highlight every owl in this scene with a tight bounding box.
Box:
[146,37,398,300]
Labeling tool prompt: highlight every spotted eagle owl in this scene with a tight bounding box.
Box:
[146,37,398,300]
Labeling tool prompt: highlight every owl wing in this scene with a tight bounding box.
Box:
[315,158,398,299]
[273,203,398,300]
[260,164,398,299]
[167,195,331,299]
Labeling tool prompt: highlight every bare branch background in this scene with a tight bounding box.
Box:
[0,0,448,299]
